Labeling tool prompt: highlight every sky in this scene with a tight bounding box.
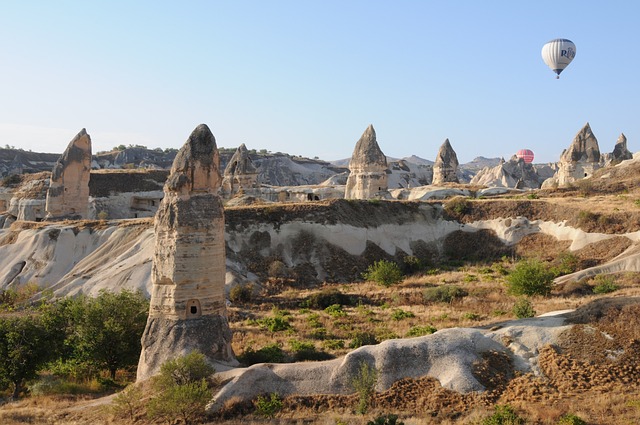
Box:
[0,1,637,164]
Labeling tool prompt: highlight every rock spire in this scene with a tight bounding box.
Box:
[221,143,259,196]
[556,122,601,186]
[344,124,388,199]
[432,139,459,185]
[45,128,92,220]
[137,124,236,381]
[611,133,633,163]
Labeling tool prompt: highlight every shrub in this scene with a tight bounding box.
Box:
[229,284,253,304]
[444,196,470,216]
[254,392,283,418]
[288,339,333,361]
[422,285,468,304]
[401,256,425,274]
[147,352,215,424]
[351,362,379,414]
[512,298,536,319]
[406,325,437,337]
[349,332,378,349]
[506,259,554,296]
[112,384,144,421]
[551,252,580,277]
[390,308,415,321]
[258,311,292,332]
[557,413,587,425]
[268,260,287,278]
[363,260,404,287]
[325,304,347,318]
[592,275,619,294]
[322,339,345,350]
[481,404,525,425]
[305,289,354,310]
[368,414,405,425]
[239,343,286,365]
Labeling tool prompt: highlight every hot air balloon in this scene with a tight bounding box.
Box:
[541,38,576,79]
[516,149,534,164]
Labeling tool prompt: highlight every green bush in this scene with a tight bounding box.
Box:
[363,260,404,287]
[288,339,333,361]
[444,196,470,216]
[506,259,554,296]
[147,352,215,424]
[422,285,468,304]
[305,289,354,310]
[351,362,379,414]
[349,332,378,349]
[229,284,253,304]
[401,256,425,274]
[239,343,286,365]
[481,404,525,425]
[390,308,415,321]
[557,413,587,425]
[368,413,405,425]
[322,339,345,350]
[258,312,292,332]
[254,392,283,418]
[512,298,536,319]
[325,304,347,318]
[405,325,437,337]
[111,384,144,421]
[592,275,619,294]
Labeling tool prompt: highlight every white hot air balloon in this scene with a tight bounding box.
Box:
[541,38,576,79]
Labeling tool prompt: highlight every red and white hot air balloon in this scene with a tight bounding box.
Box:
[516,149,535,164]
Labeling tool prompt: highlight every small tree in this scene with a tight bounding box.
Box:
[254,392,283,418]
[112,384,144,421]
[0,315,61,399]
[512,298,536,319]
[506,259,554,296]
[363,260,404,287]
[351,361,379,414]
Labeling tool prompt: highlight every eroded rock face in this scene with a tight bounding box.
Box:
[344,124,388,199]
[221,143,259,196]
[137,124,235,381]
[557,123,601,186]
[470,156,544,189]
[432,139,459,184]
[45,129,92,220]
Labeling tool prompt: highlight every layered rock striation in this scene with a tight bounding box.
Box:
[137,124,236,381]
[432,139,459,184]
[45,129,92,220]
[344,124,388,199]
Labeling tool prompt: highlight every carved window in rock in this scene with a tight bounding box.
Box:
[186,299,202,319]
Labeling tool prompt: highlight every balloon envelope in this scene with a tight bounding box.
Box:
[541,38,576,77]
[516,149,534,164]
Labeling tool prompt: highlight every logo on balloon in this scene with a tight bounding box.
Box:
[561,47,576,60]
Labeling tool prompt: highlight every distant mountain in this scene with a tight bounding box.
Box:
[462,156,502,171]
[402,155,434,166]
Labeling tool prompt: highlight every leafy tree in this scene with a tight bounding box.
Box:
[0,314,62,398]
[351,361,379,414]
[68,290,149,379]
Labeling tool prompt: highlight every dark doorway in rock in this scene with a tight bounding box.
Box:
[186,299,202,319]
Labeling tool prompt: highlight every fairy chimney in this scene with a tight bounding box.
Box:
[45,128,92,220]
[344,124,388,199]
[221,143,259,196]
[610,133,633,163]
[432,139,459,184]
[137,124,236,381]
[556,122,601,186]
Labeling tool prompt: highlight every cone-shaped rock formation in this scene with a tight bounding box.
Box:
[221,143,259,196]
[432,139,459,184]
[611,133,633,163]
[137,124,236,381]
[344,124,388,199]
[556,122,601,186]
[45,129,92,220]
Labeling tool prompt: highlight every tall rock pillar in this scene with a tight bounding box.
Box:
[432,138,459,184]
[344,124,388,199]
[45,128,92,220]
[137,124,236,381]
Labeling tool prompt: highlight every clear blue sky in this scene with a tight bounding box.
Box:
[0,1,637,163]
